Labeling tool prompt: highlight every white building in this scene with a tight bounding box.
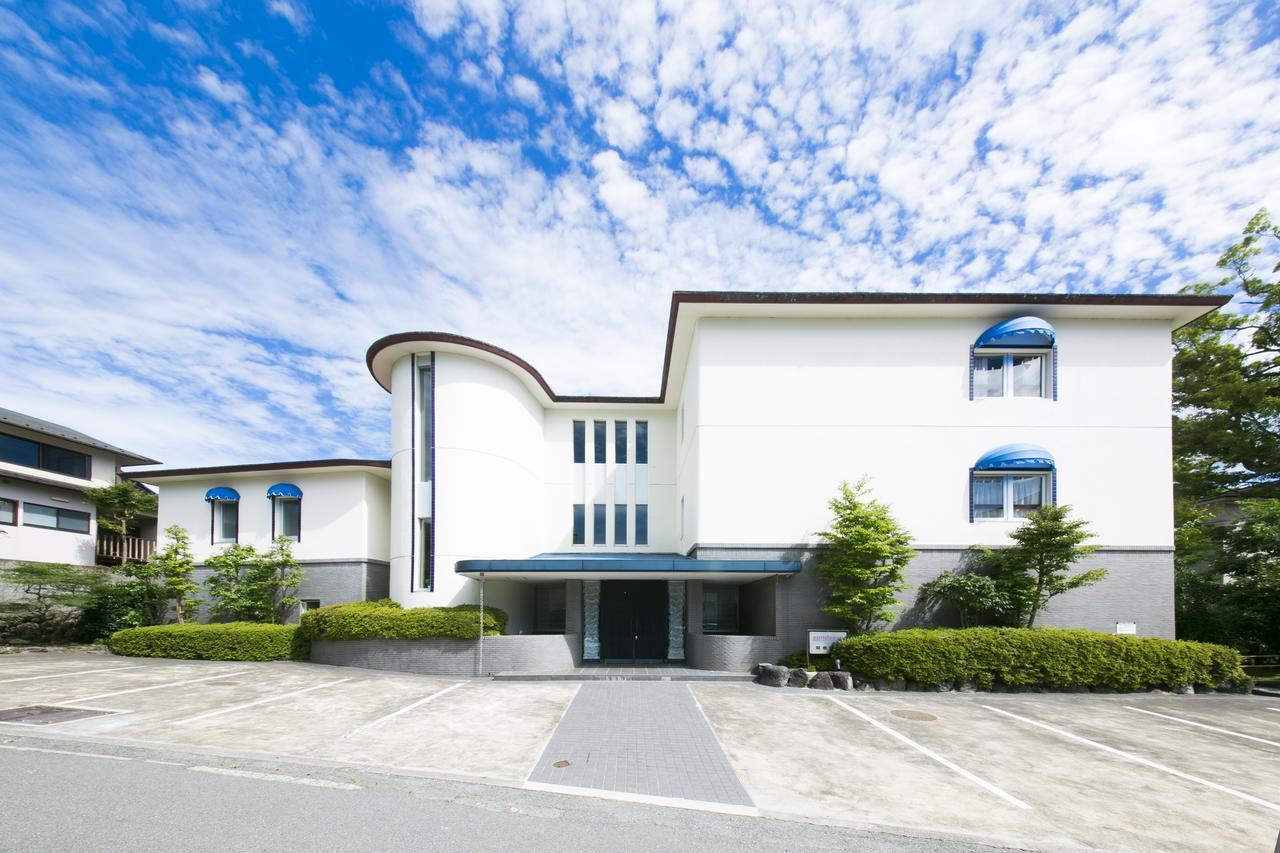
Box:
[364,290,1227,671]
[0,407,158,569]
[133,460,391,619]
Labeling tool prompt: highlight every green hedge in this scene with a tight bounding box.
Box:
[297,600,507,642]
[107,623,303,661]
[829,628,1251,692]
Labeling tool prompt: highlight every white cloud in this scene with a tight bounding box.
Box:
[194,67,248,104]
[266,0,311,36]
[598,98,649,152]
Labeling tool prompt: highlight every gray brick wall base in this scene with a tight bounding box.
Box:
[310,634,581,677]
[686,634,782,671]
[192,559,390,623]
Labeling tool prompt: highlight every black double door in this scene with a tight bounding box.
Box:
[599,581,668,662]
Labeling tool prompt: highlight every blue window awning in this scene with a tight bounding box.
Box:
[266,483,302,499]
[204,486,240,502]
[975,316,1055,349]
[975,443,1055,471]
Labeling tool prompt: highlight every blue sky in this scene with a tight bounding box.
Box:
[0,0,1277,467]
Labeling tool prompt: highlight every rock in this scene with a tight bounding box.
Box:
[856,682,875,691]
[754,664,789,688]
[1148,688,1168,695]
[926,683,952,693]
[1175,684,1195,695]
[786,667,812,688]
[808,672,835,690]
[955,681,978,693]
[905,682,924,692]
[829,672,853,691]
[1091,686,1116,694]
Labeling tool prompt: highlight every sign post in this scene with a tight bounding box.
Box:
[808,629,848,668]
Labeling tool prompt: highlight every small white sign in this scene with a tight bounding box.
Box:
[1115,622,1137,635]
[809,630,848,655]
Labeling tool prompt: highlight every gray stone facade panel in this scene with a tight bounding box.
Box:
[310,634,581,677]
[686,634,782,671]
[192,559,388,622]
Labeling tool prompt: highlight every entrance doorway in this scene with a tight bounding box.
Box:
[599,580,668,662]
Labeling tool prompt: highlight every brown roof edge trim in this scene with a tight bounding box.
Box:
[123,458,392,479]
[367,291,1231,401]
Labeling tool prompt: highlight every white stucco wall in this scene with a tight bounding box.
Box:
[148,469,389,563]
[0,479,97,566]
[688,316,1174,548]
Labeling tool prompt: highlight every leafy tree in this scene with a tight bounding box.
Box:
[916,568,1011,629]
[1173,208,1280,502]
[1209,499,1280,654]
[204,537,304,623]
[0,563,107,642]
[997,505,1106,628]
[253,536,304,624]
[815,479,916,633]
[145,525,201,624]
[83,481,156,537]
[205,543,260,622]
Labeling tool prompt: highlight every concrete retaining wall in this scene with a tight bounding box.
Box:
[686,634,782,672]
[310,633,581,677]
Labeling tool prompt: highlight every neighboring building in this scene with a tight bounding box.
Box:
[132,460,391,620]
[0,407,158,569]
[365,290,1228,670]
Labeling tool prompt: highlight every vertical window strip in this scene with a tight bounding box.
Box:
[592,504,606,544]
[614,421,627,464]
[1052,345,1059,401]
[572,504,585,545]
[593,421,606,463]
[614,504,627,545]
[968,345,975,400]
[635,504,648,545]
[572,420,585,463]
[635,421,648,464]
[968,468,974,522]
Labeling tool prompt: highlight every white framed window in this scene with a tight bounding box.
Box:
[273,497,301,541]
[300,599,321,613]
[971,472,1050,521]
[0,497,15,525]
[212,500,238,543]
[23,502,90,533]
[972,350,1051,398]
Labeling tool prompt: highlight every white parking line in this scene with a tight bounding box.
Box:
[523,780,758,817]
[0,665,143,685]
[188,766,361,790]
[171,678,353,725]
[58,670,252,704]
[1269,708,1280,713]
[1124,706,1280,749]
[343,682,464,738]
[982,705,1280,815]
[0,744,130,761]
[830,698,1031,810]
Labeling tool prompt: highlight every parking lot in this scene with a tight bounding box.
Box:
[2,654,1278,852]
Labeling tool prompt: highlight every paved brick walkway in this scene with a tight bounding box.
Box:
[528,682,753,806]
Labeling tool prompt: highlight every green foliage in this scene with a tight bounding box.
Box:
[777,651,835,672]
[204,538,305,624]
[107,622,302,660]
[993,505,1105,627]
[0,563,107,643]
[121,525,201,625]
[83,481,156,537]
[829,628,1251,692]
[297,600,508,642]
[1173,208,1280,501]
[916,570,1011,629]
[76,582,144,641]
[814,479,916,633]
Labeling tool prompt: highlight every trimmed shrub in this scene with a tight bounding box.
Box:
[297,601,507,642]
[107,623,302,661]
[829,628,1252,692]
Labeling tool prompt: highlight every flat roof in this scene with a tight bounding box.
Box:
[367,289,1229,407]
[0,406,159,465]
[125,458,391,481]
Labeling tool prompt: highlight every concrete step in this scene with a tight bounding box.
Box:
[493,669,754,682]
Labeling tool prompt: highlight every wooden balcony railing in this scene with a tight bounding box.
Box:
[96,533,156,564]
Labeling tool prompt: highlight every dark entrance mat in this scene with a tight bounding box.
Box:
[0,705,116,725]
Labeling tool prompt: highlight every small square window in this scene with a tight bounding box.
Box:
[972,473,1051,521]
[972,351,1050,399]
[0,498,15,525]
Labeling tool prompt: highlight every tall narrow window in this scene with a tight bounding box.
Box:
[680,497,685,539]
[593,421,606,463]
[635,421,648,464]
[593,504,606,544]
[635,504,648,545]
[572,421,585,464]
[419,361,434,481]
[614,504,627,545]
[614,421,627,464]
[421,519,434,589]
[213,501,238,544]
[274,498,301,540]
[572,504,585,545]
[0,497,15,525]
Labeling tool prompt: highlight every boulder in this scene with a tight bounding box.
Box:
[808,671,835,690]
[1175,684,1195,695]
[786,667,812,688]
[955,681,978,693]
[829,672,853,691]
[754,664,789,688]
